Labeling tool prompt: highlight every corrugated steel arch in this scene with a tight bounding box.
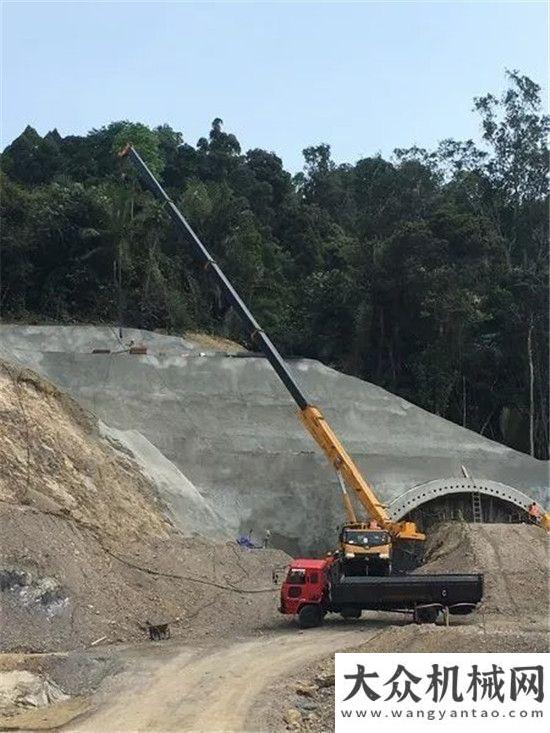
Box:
[388,477,534,521]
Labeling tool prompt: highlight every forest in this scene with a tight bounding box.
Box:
[1,71,548,458]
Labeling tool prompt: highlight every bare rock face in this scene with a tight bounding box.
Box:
[1,325,547,554]
[0,671,68,710]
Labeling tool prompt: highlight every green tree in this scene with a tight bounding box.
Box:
[1,71,547,458]
[1,126,63,185]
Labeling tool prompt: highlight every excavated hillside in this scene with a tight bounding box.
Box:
[0,361,289,653]
[1,354,548,732]
[1,325,547,556]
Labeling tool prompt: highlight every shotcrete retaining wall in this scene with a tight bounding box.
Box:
[1,325,547,553]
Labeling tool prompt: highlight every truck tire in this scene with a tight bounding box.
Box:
[414,606,439,624]
[298,605,323,628]
[341,607,362,620]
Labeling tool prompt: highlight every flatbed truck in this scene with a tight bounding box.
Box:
[279,557,483,628]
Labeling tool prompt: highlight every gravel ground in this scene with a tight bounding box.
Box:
[262,621,549,733]
[0,505,290,652]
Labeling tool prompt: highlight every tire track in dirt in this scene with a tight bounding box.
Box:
[64,625,379,732]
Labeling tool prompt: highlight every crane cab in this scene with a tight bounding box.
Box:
[339,523,392,576]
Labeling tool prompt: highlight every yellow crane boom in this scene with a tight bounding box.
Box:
[300,406,425,540]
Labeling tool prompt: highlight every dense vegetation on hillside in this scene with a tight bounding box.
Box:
[1,71,548,458]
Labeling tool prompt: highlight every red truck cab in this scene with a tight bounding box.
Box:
[280,558,332,626]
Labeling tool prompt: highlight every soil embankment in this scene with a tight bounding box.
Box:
[0,361,289,654]
[417,521,549,617]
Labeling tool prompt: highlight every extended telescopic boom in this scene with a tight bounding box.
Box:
[119,144,424,541]
[119,144,308,409]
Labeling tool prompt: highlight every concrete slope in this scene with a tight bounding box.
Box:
[1,325,547,553]
[99,422,224,536]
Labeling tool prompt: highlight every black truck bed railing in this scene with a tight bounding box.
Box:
[328,572,484,611]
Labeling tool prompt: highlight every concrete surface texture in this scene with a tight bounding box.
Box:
[1,324,547,553]
[99,422,223,537]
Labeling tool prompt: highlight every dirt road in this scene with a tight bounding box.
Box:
[65,621,386,732]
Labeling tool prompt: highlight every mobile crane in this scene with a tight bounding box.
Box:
[119,144,425,574]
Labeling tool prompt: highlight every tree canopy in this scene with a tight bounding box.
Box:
[1,71,548,458]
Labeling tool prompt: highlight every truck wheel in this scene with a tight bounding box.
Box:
[341,607,362,620]
[414,607,439,624]
[298,605,323,628]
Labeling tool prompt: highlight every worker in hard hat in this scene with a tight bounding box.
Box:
[263,529,271,548]
[528,502,542,525]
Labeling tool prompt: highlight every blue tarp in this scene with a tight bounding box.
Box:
[236,535,261,549]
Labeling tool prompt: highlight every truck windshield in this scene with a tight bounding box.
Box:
[343,531,390,546]
[286,569,306,584]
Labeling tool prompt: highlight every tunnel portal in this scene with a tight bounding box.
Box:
[389,477,537,571]
[389,477,534,532]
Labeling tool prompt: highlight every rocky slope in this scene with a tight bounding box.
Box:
[0,361,289,653]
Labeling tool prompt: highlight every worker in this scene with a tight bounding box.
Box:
[263,529,271,548]
[528,502,542,525]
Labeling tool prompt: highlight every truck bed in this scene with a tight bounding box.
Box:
[328,573,483,613]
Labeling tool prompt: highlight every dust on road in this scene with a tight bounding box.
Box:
[64,624,380,732]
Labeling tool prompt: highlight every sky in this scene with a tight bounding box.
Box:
[1,0,548,172]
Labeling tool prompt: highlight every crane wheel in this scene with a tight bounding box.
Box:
[298,604,323,628]
[341,607,362,620]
